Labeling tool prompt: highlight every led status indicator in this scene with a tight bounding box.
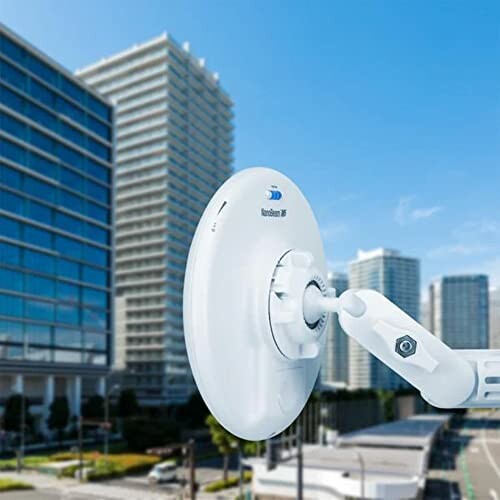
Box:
[266,190,282,200]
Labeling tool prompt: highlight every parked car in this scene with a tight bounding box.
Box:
[147,461,177,484]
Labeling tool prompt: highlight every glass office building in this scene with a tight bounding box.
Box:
[430,275,489,349]
[348,248,420,390]
[0,24,113,432]
[320,272,349,387]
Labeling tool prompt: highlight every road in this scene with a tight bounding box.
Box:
[425,410,500,500]
[0,456,242,499]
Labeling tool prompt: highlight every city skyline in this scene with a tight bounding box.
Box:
[0,7,498,498]
[1,0,499,289]
[1,18,496,402]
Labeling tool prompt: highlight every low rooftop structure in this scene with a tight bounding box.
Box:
[337,413,450,450]
[246,413,451,500]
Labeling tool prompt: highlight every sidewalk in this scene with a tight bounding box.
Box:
[0,471,177,500]
[0,471,248,499]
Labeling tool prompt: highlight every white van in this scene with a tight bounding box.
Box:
[147,461,177,484]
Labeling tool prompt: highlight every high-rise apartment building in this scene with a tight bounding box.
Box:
[430,275,489,349]
[321,272,349,386]
[490,287,500,349]
[348,248,420,390]
[0,24,113,432]
[77,34,233,405]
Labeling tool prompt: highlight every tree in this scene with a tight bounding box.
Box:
[82,394,105,420]
[3,394,33,435]
[376,390,395,422]
[47,396,70,443]
[206,414,239,482]
[117,389,139,419]
[177,391,209,429]
[122,417,179,452]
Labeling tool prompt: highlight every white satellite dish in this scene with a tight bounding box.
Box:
[184,167,500,440]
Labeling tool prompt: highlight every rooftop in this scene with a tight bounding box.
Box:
[0,22,110,104]
[356,248,401,260]
[75,32,231,100]
[337,413,450,450]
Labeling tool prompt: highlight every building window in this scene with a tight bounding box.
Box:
[57,281,79,303]
[82,265,107,288]
[25,274,55,298]
[0,267,23,292]
[0,242,21,266]
[57,258,79,281]
[54,327,82,348]
[24,225,52,249]
[24,249,55,274]
[25,299,54,322]
[0,214,20,239]
[0,319,23,343]
[25,323,51,345]
[0,292,23,317]
[56,303,79,325]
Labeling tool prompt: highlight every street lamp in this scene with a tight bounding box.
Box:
[16,394,25,473]
[231,440,244,498]
[319,404,329,445]
[104,384,120,457]
[353,448,365,500]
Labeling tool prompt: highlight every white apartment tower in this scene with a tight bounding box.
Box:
[77,34,233,405]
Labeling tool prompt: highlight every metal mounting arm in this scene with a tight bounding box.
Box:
[306,288,500,409]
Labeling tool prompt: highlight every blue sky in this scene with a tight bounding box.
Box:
[2,0,499,293]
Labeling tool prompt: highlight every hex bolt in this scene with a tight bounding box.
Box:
[395,335,417,358]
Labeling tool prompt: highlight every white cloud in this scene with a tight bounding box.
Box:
[427,243,491,259]
[320,221,347,242]
[395,196,442,225]
[411,206,442,220]
[453,219,500,240]
[327,259,349,273]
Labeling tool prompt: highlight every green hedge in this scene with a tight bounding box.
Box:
[86,459,123,481]
[204,471,252,493]
[0,456,49,471]
[57,453,160,481]
[0,478,33,492]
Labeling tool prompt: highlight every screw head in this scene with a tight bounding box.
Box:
[395,335,417,358]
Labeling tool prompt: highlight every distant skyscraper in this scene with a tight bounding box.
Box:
[77,34,233,405]
[420,299,431,331]
[490,287,500,349]
[430,275,489,349]
[348,248,420,390]
[321,272,349,386]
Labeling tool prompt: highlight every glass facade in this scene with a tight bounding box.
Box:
[0,29,112,370]
[430,275,489,350]
[321,272,349,386]
[348,249,420,390]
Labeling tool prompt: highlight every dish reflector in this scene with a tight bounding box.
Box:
[183,167,327,440]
